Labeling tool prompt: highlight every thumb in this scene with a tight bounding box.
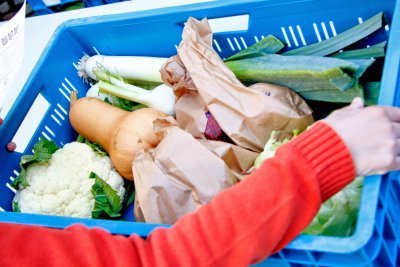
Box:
[338,97,365,113]
[348,97,364,110]
[326,97,365,118]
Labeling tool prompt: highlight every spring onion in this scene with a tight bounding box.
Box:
[96,71,175,115]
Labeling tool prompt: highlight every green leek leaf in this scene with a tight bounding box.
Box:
[299,83,364,103]
[225,35,285,61]
[283,12,383,56]
[331,41,386,60]
[227,54,371,102]
[364,81,381,106]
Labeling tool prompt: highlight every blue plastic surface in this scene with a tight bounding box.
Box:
[1,0,399,266]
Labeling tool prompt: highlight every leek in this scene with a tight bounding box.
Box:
[78,54,168,84]
[364,82,381,106]
[283,12,384,56]
[226,54,373,102]
[225,35,284,61]
[331,41,386,59]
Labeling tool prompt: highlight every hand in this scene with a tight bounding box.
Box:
[322,97,400,176]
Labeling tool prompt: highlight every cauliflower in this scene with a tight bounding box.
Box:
[12,140,126,219]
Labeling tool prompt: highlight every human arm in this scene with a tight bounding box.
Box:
[0,122,354,267]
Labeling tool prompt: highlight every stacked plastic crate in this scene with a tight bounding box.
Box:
[26,0,126,15]
[26,0,81,15]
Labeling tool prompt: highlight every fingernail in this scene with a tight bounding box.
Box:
[352,97,364,108]
[6,142,16,152]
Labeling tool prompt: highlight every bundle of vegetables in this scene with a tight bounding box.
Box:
[11,138,133,219]
[78,13,385,109]
[68,13,387,236]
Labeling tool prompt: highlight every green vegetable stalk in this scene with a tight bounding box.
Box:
[226,54,374,103]
[225,35,285,61]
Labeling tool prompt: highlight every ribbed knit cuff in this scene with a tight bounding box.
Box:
[291,121,356,201]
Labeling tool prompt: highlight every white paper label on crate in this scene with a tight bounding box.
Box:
[0,0,26,111]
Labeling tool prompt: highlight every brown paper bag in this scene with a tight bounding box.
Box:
[198,139,259,181]
[161,55,215,140]
[132,124,237,224]
[161,17,314,152]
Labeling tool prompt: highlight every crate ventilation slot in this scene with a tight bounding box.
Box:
[6,183,16,194]
[281,27,292,47]
[312,21,338,42]
[254,35,265,43]
[320,22,330,39]
[296,25,307,45]
[329,21,338,36]
[11,94,50,153]
[7,170,19,195]
[213,39,222,52]
[226,37,236,51]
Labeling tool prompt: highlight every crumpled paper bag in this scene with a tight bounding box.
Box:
[132,119,239,224]
[161,17,314,152]
[198,139,259,181]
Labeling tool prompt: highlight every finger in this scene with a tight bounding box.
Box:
[339,97,365,112]
[382,106,400,122]
[350,97,364,110]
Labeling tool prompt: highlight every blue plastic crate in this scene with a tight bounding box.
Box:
[27,0,80,15]
[1,0,399,266]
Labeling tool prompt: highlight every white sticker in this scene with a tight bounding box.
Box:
[0,1,26,110]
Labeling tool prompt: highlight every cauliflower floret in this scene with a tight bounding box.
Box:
[13,142,126,218]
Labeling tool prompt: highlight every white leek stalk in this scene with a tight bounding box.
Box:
[77,55,168,83]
